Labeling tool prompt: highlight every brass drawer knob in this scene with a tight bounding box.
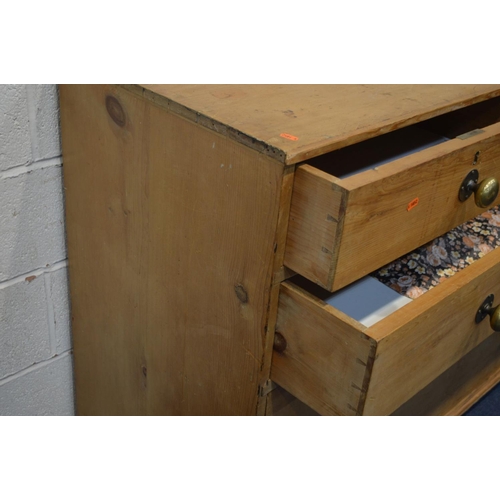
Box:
[459,169,499,208]
[476,294,500,332]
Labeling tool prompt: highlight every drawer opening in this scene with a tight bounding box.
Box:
[288,204,500,327]
[305,96,500,180]
[419,95,500,140]
[306,126,449,180]
[373,205,500,299]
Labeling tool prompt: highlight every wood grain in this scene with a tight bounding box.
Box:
[60,84,285,415]
[271,282,376,416]
[392,333,500,416]
[363,247,500,415]
[132,85,500,164]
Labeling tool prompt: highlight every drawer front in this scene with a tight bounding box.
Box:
[272,247,500,416]
[285,121,500,292]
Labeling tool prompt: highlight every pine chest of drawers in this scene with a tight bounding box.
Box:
[60,84,500,415]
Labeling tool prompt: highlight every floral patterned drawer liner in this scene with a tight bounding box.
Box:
[372,206,500,299]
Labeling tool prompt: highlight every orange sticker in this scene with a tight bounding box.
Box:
[407,198,419,211]
[280,133,299,141]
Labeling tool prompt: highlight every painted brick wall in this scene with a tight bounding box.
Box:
[0,84,74,415]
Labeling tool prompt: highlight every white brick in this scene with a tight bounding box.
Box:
[0,85,31,171]
[0,276,51,379]
[0,354,74,415]
[28,85,61,160]
[49,267,72,353]
[0,166,66,281]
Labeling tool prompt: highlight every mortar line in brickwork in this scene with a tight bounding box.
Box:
[26,85,40,161]
[44,273,57,356]
[0,351,72,386]
[0,156,62,181]
[0,260,68,290]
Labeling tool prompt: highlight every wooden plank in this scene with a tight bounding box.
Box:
[271,282,376,416]
[332,121,500,290]
[257,165,296,415]
[60,84,285,415]
[392,334,500,416]
[363,247,500,416]
[132,85,500,165]
[284,165,346,289]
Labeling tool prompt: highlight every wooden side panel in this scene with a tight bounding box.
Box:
[60,85,284,415]
[363,248,500,416]
[271,282,375,416]
[393,333,500,416]
[331,121,500,291]
[284,165,346,289]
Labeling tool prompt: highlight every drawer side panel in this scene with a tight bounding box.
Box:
[271,282,376,416]
[284,165,347,289]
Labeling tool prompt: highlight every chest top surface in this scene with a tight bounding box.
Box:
[137,84,500,165]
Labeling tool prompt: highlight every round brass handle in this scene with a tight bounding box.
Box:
[459,170,499,208]
[476,177,500,208]
[476,295,500,332]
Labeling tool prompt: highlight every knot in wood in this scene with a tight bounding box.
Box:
[234,284,248,304]
[106,95,126,127]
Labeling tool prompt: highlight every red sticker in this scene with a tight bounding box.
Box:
[280,133,299,141]
[407,198,419,211]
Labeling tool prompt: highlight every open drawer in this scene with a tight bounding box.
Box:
[285,98,500,291]
[272,246,500,416]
